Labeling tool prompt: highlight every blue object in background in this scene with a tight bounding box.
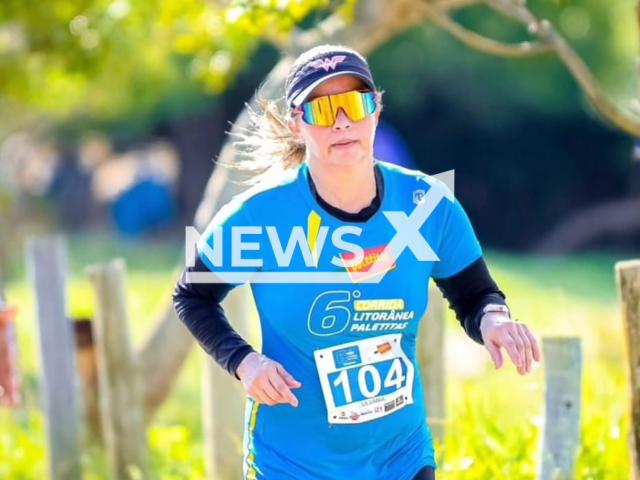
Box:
[109,123,411,237]
[373,121,416,170]
[112,178,175,237]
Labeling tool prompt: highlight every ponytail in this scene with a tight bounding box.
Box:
[227,95,306,185]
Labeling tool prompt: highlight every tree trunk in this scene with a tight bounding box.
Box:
[532,196,640,254]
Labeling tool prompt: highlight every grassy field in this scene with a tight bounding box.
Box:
[0,234,636,480]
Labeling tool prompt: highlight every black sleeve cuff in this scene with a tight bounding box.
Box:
[432,256,508,345]
[228,346,257,380]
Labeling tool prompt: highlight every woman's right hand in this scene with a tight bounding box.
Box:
[236,352,301,407]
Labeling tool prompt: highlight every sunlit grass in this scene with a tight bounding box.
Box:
[1,235,637,479]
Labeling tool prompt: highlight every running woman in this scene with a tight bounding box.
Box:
[173,44,541,480]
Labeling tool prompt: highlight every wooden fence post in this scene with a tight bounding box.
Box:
[417,285,446,444]
[26,236,82,480]
[616,260,640,480]
[73,318,102,440]
[537,337,582,480]
[87,259,146,480]
[202,285,253,480]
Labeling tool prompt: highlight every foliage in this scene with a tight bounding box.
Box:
[1,0,637,133]
[0,0,334,126]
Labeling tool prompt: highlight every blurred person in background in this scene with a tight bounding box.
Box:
[0,133,59,264]
[174,45,540,480]
[91,140,179,237]
[48,149,94,230]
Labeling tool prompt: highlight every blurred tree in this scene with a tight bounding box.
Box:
[0,0,338,131]
[2,0,638,135]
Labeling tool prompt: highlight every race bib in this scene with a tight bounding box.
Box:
[313,333,415,424]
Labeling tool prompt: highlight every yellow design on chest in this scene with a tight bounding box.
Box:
[307,210,322,267]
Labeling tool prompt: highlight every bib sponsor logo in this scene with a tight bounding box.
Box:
[375,342,392,355]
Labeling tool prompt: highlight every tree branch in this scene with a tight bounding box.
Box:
[419,2,554,58]
[286,0,484,58]
[287,14,348,56]
[485,0,640,136]
[430,0,481,11]
[533,195,640,254]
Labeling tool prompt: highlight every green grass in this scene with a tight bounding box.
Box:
[1,235,637,479]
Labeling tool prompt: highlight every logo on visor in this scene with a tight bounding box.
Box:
[309,55,347,72]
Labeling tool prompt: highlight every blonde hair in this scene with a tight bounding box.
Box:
[229,45,374,185]
[230,95,306,185]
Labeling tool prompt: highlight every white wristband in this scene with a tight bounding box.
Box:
[482,304,510,318]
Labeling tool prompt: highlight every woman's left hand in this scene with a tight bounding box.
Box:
[480,313,541,375]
